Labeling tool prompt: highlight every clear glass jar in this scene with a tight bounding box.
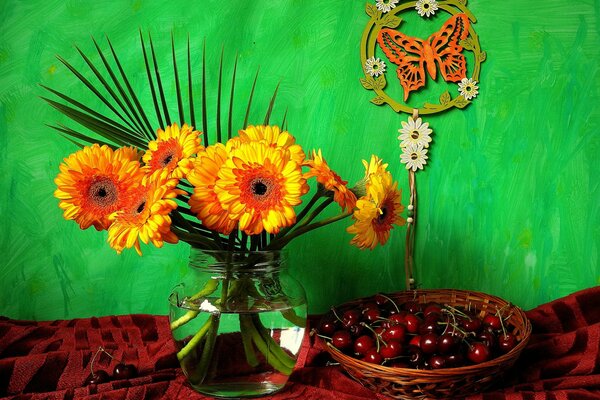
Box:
[168,248,307,398]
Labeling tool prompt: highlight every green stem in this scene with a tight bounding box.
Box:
[176,316,212,361]
[170,279,220,331]
[269,211,351,249]
[251,314,296,371]
[240,317,259,367]
[195,314,219,383]
[302,197,334,226]
[281,308,306,328]
[239,315,293,375]
[171,226,222,250]
[280,190,325,236]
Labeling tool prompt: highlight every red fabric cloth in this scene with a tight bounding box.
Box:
[1,286,599,399]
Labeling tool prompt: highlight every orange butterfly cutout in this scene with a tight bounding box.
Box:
[377,13,470,101]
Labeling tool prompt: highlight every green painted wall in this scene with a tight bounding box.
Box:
[1,0,598,320]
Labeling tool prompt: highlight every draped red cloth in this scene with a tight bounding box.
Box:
[1,286,600,399]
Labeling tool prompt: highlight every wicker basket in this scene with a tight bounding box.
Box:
[322,289,532,399]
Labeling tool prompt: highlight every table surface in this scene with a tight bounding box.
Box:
[1,286,600,399]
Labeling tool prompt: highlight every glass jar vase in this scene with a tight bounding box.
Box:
[168,248,307,398]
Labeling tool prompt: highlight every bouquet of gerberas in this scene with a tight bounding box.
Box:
[45,33,406,396]
[54,123,404,255]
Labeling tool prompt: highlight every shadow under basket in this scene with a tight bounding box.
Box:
[323,289,532,400]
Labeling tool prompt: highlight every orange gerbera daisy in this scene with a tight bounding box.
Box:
[215,141,309,235]
[143,123,202,178]
[107,170,183,256]
[347,168,405,250]
[304,149,357,212]
[228,125,306,165]
[187,143,238,235]
[54,144,144,231]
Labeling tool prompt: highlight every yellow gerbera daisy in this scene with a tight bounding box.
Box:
[347,169,405,250]
[352,154,390,198]
[107,170,184,256]
[215,141,309,235]
[187,143,238,235]
[304,149,357,212]
[228,125,306,165]
[54,144,144,231]
[143,123,202,178]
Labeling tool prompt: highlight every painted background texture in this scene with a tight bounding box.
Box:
[0,0,598,320]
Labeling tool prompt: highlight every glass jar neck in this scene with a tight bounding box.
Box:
[189,248,286,274]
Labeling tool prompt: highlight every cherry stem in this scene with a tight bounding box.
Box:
[330,307,343,323]
[378,293,400,313]
[310,329,332,341]
[360,322,384,351]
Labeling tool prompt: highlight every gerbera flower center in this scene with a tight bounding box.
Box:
[150,139,181,170]
[411,130,420,139]
[239,168,282,210]
[411,153,418,160]
[424,3,430,9]
[252,180,269,196]
[378,207,388,222]
[88,177,118,208]
[136,200,146,214]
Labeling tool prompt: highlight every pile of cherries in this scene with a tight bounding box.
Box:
[316,294,520,369]
[84,346,138,385]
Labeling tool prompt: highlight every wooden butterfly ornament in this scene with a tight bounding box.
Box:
[377,13,470,101]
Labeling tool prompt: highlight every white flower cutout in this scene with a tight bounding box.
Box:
[364,57,387,77]
[398,117,433,149]
[400,143,429,171]
[415,0,439,17]
[376,0,399,13]
[458,77,479,100]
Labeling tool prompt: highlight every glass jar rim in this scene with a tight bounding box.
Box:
[188,247,287,272]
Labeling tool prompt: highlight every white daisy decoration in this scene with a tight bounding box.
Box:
[398,117,433,149]
[364,57,387,77]
[458,77,479,100]
[376,0,400,13]
[415,0,439,17]
[400,143,429,172]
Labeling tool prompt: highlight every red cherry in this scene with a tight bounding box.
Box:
[332,330,352,350]
[348,323,365,337]
[362,307,381,323]
[420,333,438,354]
[403,301,423,314]
[379,340,403,359]
[407,345,424,367]
[437,333,457,354]
[342,309,361,328]
[374,294,389,306]
[318,319,337,336]
[404,314,422,334]
[445,352,465,367]
[477,331,497,349]
[388,312,407,325]
[113,363,137,380]
[363,349,383,364]
[462,318,482,333]
[429,354,446,369]
[467,342,491,364]
[382,324,406,342]
[498,333,518,353]
[483,314,502,330]
[409,335,422,348]
[85,369,110,385]
[424,302,442,317]
[353,335,375,356]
